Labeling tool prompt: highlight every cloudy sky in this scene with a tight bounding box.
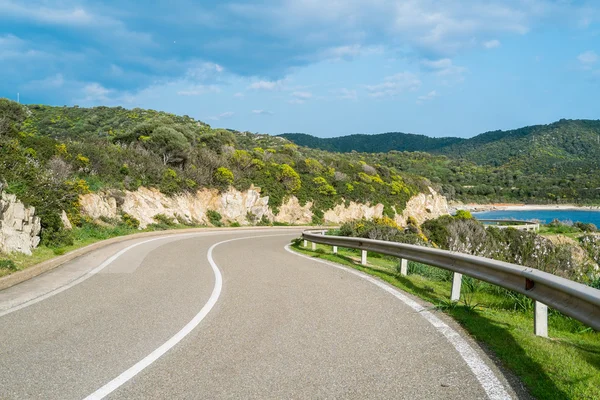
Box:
[1,0,599,137]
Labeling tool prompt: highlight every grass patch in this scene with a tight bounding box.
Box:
[291,242,600,400]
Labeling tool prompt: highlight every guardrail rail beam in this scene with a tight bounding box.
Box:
[300,230,600,336]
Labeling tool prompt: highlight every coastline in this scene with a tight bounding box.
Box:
[451,202,600,213]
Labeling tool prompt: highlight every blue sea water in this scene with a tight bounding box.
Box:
[473,210,600,226]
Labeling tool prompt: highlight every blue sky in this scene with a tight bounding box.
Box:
[1,0,599,138]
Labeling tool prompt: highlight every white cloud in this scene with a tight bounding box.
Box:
[291,91,312,99]
[484,39,501,49]
[207,111,235,121]
[252,109,274,115]
[228,0,583,58]
[578,50,598,68]
[287,91,312,104]
[421,58,467,82]
[365,72,421,97]
[248,80,284,90]
[177,84,221,96]
[0,1,94,26]
[233,92,245,98]
[24,74,65,89]
[77,82,113,103]
[332,88,358,100]
[416,90,439,104]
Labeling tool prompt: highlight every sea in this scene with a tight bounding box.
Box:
[472,209,600,226]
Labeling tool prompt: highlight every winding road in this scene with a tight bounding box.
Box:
[0,228,523,399]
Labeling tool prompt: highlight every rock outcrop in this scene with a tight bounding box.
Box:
[323,202,385,224]
[274,197,313,225]
[0,192,41,255]
[80,185,449,229]
[395,187,449,226]
[81,186,272,229]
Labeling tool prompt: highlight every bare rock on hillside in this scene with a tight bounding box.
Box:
[0,192,41,255]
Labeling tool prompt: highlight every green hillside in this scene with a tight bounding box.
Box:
[281,120,600,172]
[280,132,464,153]
[281,120,600,205]
[0,99,432,248]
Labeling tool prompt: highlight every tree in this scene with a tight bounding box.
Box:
[214,167,234,188]
[147,126,190,166]
[277,164,301,192]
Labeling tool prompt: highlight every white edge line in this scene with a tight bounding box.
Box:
[285,244,512,400]
[84,233,293,400]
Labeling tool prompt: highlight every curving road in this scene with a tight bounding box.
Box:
[0,228,522,399]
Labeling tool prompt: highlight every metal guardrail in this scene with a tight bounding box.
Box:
[302,230,600,336]
[477,219,540,231]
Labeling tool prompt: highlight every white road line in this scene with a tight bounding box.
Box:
[0,233,200,318]
[84,233,293,400]
[285,245,512,400]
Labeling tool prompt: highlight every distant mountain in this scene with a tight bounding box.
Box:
[438,120,600,169]
[279,132,464,153]
[280,119,600,172]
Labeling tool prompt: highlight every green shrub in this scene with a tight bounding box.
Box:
[41,227,74,248]
[0,259,18,271]
[207,209,223,227]
[152,214,176,226]
[574,222,597,232]
[454,210,473,219]
[214,167,234,188]
[121,212,140,229]
[230,221,241,227]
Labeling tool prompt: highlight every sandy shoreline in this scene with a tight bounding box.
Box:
[451,203,600,212]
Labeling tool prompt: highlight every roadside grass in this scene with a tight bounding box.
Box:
[291,242,600,400]
[538,225,583,240]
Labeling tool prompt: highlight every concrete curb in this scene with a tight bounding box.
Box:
[0,226,321,292]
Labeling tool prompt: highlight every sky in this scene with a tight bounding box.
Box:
[1,1,599,138]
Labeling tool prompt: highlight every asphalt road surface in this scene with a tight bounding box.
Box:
[0,228,523,399]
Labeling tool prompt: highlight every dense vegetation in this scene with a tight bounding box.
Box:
[281,132,463,153]
[282,119,600,204]
[0,99,431,248]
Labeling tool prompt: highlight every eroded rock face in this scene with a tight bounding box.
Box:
[79,186,449,229]
[0,192,41,255]
[81,186,272,228]
[323,202,384,224]
[274,197,313,225]
[395,187,449,226]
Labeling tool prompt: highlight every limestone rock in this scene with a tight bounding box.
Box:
[61,210,73,230]
[79,185,449,229]
[323,202,384,224]
[395,187,449,226]
[80,186,273,229]
[0,192,41,255]
[274,197,313,225]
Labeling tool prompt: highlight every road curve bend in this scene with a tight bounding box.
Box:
[0,228,521,399]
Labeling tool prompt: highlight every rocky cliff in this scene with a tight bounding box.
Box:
[395,186,450,226]
[0,192,41,255]
[80,185,449,228]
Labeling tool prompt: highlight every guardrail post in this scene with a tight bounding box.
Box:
[451,273,462,301]
[311,241,316,251]
[534,301,548,337]
[361,250,367,265]
[333,246,338,254]
[399,258,408,276]
[303,239,307,248]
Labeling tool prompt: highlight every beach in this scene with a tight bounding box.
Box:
[451,202,600,213]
